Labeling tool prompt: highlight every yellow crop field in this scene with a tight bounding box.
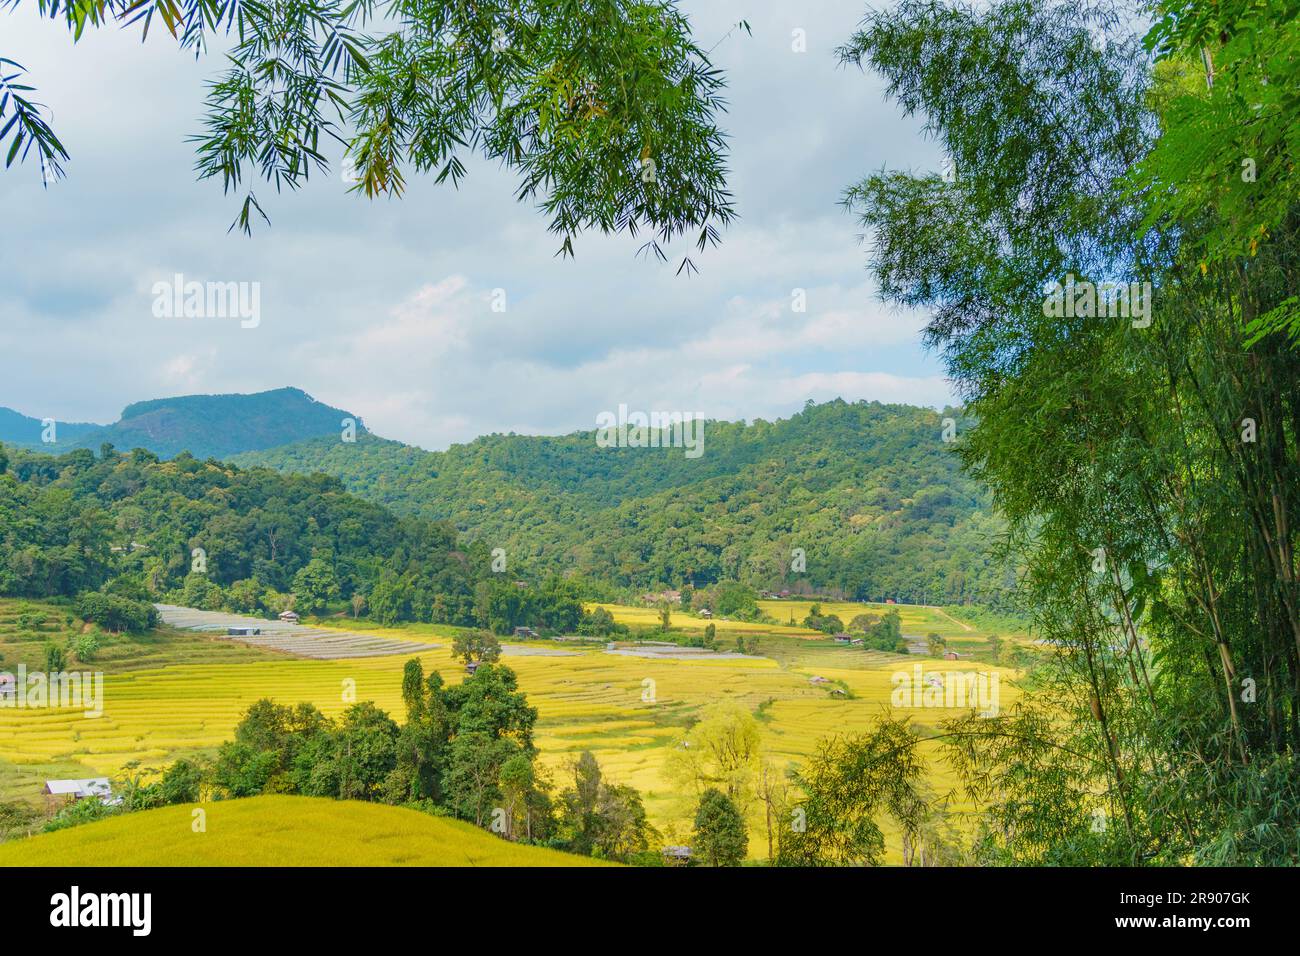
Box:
[757,599,983,643]
[0,600,1020,862]
[598,598,1006,649]
[0,795,610,866]
[593,603,819,637]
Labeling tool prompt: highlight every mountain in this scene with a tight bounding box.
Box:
[0,437,480,617]
[0,387,362,460]
[0,406,101,447]
[231,399,1012,606]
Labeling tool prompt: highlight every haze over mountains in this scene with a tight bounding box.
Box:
[0,387,1007,604]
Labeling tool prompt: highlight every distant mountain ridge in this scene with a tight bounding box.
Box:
[0,406,101,446]
[231,399,1011,606]
[2,389,1007,603]
[0,387,361,460]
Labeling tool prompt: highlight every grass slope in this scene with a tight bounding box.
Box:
[0,795,608,866]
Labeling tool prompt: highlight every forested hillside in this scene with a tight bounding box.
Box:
[0,442,485,625]
[0,387,359,460]
[233,400,1011,605]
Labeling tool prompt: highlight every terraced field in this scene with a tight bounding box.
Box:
[155,605,441,659]
[600,598,1002,651]
[0,598,1023,860]
[0,795,609,866]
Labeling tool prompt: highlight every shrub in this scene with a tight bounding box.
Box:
[73,631,100,663]
[74,592,159,634]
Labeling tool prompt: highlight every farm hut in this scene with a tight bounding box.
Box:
[832,634,851,643]
[943,651,961,661]
[465,661,480,675]
[0,672,15,700]
[42,778,116,811]
[850,638,864,646]
[662,846,692,866]
[513,627,539,639]
[698,609,713,619]
[809,675,830,685]
[228,626,261,636]
[279,611,300,624]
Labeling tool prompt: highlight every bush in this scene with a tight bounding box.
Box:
[44,643,67,673]
[43,796,120,833]
[73,631,100,663]
[74,592,159,634]
[15,611,46,632]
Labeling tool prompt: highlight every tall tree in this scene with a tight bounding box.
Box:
[841,0,1300,864]
[691,788,747,867]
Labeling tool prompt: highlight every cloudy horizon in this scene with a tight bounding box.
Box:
[0,1,956,451]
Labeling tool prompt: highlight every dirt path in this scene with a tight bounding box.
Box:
[925,605,974,632]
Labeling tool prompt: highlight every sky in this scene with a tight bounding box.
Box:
[0,1,955,451]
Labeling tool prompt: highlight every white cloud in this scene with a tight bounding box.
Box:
[0,0,954,449]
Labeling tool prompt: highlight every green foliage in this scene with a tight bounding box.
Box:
[556,750,655,860]
[1136,0,1300,284]
[779,718,925,866]
[42,794,119,833]
[474,576,588,635]
[120,758,205,811]
[0,445,488,628]
[691,788,747,866]
[577,605,625,638]
[451,629,502,665]
[4,2,737,271]
[802,608,845,635]
[73,592,158,633]
[291,558,341,615]
[842,0,1300,864]
[0,54,69,186]
[72,630,99,663]
[234,401,1014,607]
[42,642,65,673]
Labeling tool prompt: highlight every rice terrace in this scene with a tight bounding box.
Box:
[0,592,1023,864]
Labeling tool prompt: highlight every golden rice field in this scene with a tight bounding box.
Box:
[0,598,1023,862]
[593,602,817,638]
[604,597,994,648]
[755,599,985,646]
[0,795,609,866]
